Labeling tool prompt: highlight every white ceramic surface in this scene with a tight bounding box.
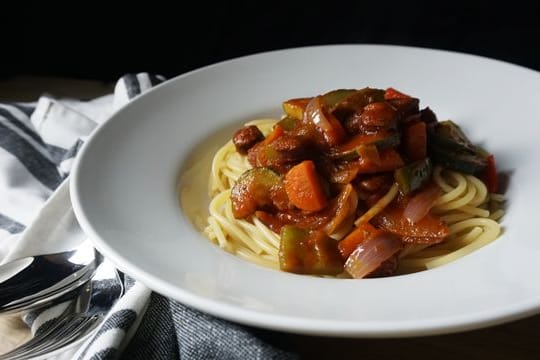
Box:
[70,45,540,337]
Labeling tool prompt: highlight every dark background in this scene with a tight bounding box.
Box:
[2,3,540,358]
[1,1,539,81]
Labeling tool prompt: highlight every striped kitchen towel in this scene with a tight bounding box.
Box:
[0,73,296,360]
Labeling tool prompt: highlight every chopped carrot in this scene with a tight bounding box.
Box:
[357,148,404,173]
[284,160,328,212]
[262,124,284,145]
[403,121,427,161]
[384,87,411,100]
[338,222,383,259]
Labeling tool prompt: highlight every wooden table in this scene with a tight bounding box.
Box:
[1,76,539,359]
[3,310,540,359]
[288,315,540,359]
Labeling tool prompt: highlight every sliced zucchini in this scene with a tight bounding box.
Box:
[282,98,311,120]
[429,145,487,174]
[230,167,283,218]
[394,158,433,194]
[279,225,344,275]
[331,87,386,115]
[429,120,478,154]
[276,116,300,131]
[322,89,357,108]
[427,120,488,174]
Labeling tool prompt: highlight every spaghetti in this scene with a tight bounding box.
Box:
[201,87,505,278]
[204,120,504,275]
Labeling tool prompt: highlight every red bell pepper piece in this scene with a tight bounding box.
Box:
[403,121,427,161]
[384,87,411,100]
[481,154,498,193]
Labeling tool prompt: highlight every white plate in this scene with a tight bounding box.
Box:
[70,45,540,337]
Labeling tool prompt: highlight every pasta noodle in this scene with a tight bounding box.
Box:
[203,119,505,276]
[205,120,284,269]
[398,167,504,273]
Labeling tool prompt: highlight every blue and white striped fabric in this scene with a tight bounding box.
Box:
[0,74,296,360]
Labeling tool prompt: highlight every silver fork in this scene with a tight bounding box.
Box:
[0,260,123,360]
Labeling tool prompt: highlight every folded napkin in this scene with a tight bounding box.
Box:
[0,74,296,360]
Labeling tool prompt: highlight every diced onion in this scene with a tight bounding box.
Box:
[344,233,402,279]
[305,96,344,146]
[403,184,442,223]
